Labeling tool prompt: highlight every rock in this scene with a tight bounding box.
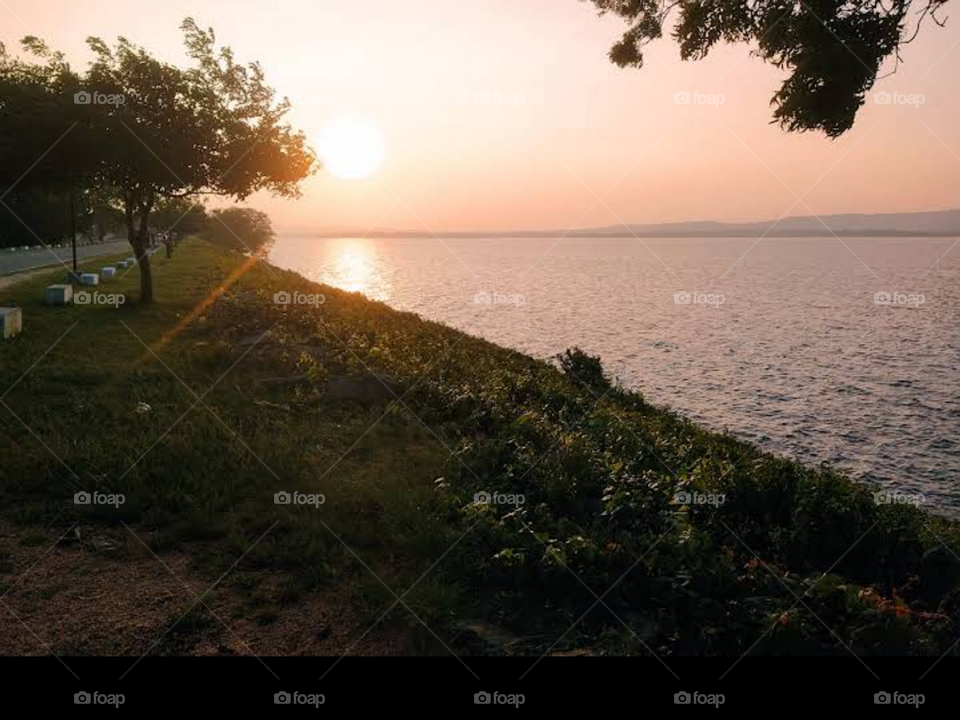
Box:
[44,284,73,305]
[0,307,22,339]
[87,534,125,554]
[101,267,116,280]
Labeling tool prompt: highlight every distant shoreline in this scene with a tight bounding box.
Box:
[283,229,957,240]
[283,207,960,240]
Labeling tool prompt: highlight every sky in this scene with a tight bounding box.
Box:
[3,0,960,233]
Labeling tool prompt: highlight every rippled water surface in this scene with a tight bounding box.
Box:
[271,235,960,514]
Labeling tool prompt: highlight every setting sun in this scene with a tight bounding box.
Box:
[317,116,385,180]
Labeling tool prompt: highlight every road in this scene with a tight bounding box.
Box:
[0,241,131,278]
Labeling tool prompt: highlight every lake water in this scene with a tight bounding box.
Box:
[270,235,960,515]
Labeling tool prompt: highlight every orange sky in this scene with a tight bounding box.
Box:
[4,0,960,232]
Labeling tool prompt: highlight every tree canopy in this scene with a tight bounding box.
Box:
[206,207,276,256]
[0,18,316,301]
[585,0,950,137]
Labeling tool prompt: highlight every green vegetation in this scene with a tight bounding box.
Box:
[586,0,949,136]
[2,238,960,656]
[0,19,315,300]
[206,208,276,256]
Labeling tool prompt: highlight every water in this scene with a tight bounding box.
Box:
[270,235,960,514]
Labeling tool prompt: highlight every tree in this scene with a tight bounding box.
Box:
[78,18,315,302]
[0,189,75,249]
[1,19,315,302]
[152,197,209,236]
[0,38,97,267]
[584,0,949,137]
[206,207,276,256]
[86,197,125,242]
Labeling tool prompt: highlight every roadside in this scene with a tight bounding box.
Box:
[0,267,56,291]
[0,240,131,279]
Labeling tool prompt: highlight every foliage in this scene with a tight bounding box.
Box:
[2,239,959,657]
[206,207,276,256]
[585,0,950,136]
[0,19,316,301]
[151,197,209,238]
[556,346,611,393]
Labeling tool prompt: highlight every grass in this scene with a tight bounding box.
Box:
[2,237,960,657]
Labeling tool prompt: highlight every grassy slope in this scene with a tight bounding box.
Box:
[1,238,959,657]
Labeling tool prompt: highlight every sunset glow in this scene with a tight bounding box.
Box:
[317,116,385,180]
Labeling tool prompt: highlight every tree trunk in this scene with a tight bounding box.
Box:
[138,255,153,303]
[125,194,155,304]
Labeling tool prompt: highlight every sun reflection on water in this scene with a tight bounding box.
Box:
[313,238,388,301]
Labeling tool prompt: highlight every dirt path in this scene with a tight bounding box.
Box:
[0,522,404,657]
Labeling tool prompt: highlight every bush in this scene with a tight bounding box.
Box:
[556,347,610,393]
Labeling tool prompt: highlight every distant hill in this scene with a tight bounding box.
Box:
[289,208,960,239]
[583,208,960,238]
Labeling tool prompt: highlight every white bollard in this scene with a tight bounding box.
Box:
[0,307,22,339]
[45,284,73,305]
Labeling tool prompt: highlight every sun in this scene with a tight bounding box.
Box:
[318,116,386,180]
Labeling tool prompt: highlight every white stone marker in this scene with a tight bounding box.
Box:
[101,267,116,280]
[127,257,137,266]
[45,284,73,305]
[0,307,22,339]
[116,260,129,269]
[80,273,99,286]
